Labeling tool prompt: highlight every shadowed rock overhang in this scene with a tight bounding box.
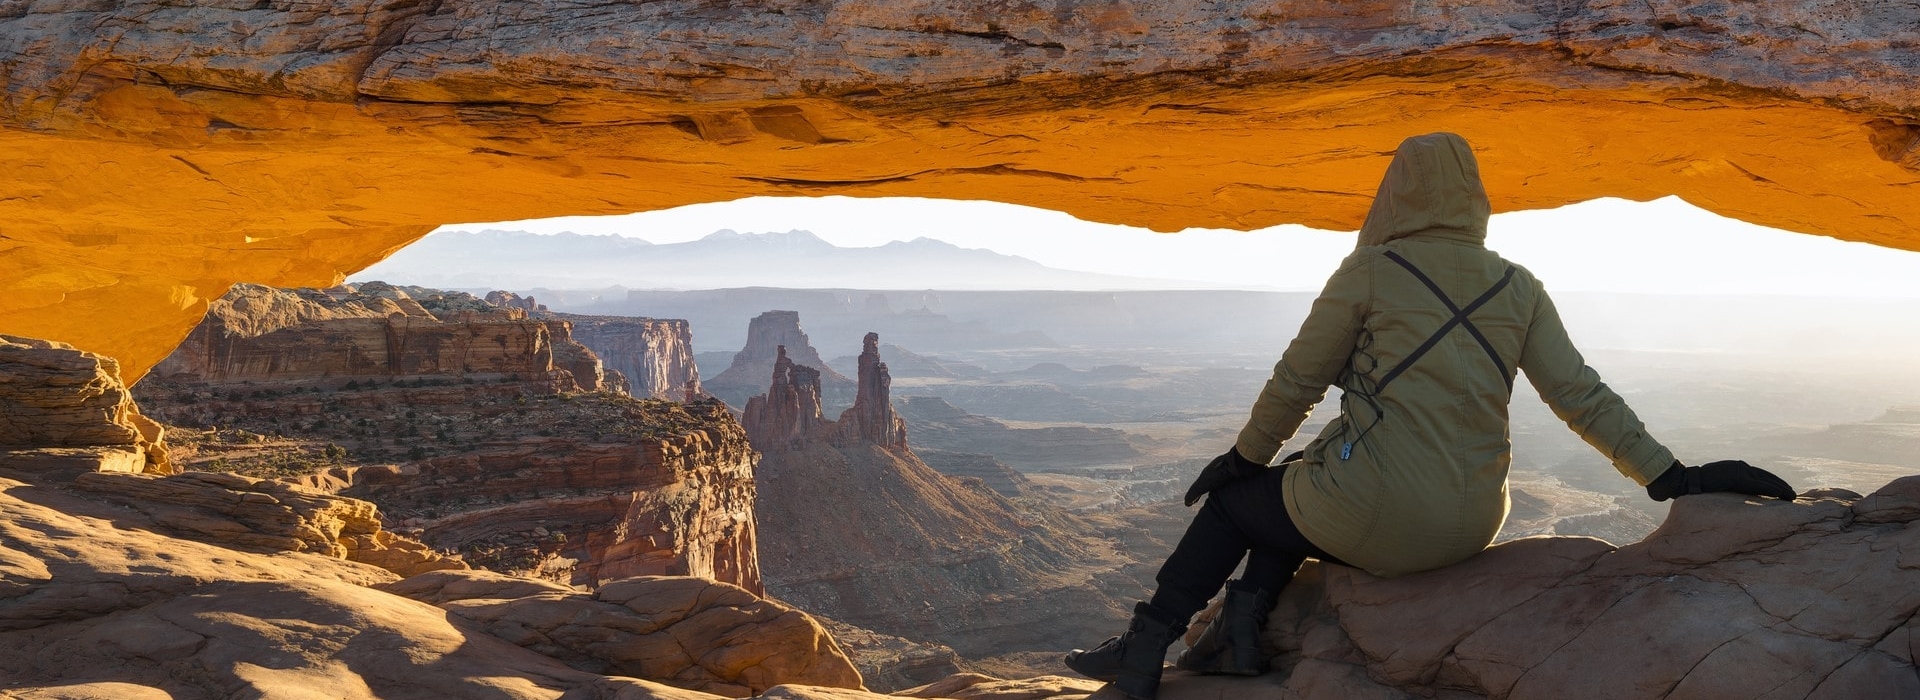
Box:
[2,0,1917,378]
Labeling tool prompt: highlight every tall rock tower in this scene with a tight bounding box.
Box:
[742,346,826,451]
[833,332,907,450]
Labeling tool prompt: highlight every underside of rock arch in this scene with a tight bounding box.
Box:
[2,0,1917,377]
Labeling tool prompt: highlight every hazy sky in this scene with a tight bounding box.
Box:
[434,195,1920,297]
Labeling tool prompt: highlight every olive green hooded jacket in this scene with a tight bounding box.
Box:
[1235,133,1675,578]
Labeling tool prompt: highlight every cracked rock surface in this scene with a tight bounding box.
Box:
[0,473,710,699]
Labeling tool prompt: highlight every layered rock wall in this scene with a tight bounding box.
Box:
[333,412,763,593]
[563,315,702,401]
[137,284,763,593]
[1,335,170,475]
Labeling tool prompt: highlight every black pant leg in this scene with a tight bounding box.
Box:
[1149,495,1251,624]
[1211,463,1346,566]
[1240,547,1307,604]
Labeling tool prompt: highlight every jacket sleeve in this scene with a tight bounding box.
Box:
[1235,251,1373,463]
[1517,282,1675,485]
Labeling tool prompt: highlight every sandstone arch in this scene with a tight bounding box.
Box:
[2,1,1916,378]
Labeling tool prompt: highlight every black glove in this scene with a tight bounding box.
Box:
[1183,448,1274,507]
[1646,460,1797,502]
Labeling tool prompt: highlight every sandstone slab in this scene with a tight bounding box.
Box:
[383,570,863,697]
[0,470,742,700]
[72,469,463,577]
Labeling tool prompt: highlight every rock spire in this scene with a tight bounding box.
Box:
[743,333,908,452]
[834,332,907,450]
[742,345,826,452]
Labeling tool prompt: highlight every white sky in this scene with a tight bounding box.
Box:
[436,195,1920,297]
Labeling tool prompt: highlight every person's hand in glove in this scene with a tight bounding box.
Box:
[1646,460,1798,502]
[1183,448,1302,506]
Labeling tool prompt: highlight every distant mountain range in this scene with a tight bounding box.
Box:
[349,229,1218,291]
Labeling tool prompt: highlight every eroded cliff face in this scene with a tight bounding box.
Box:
[320,405,763,594]
[0,338,456,579]
[2,2,1918,379]
[135,285,763,594]
[563,314,704,401]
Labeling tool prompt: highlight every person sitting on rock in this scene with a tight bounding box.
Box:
[1063,132,1799,700]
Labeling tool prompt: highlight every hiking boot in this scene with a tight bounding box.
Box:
[1174,579,1272,676]
[1064,601,1187,699]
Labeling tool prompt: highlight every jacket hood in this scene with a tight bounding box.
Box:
[1356,133,1491,248]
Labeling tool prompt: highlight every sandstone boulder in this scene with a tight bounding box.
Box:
[900,674,1105,700]
[382,570,864,697]
[742,674,1103,700]
[1160,478,1920,699]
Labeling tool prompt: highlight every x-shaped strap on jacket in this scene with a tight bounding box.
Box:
[1374,251,1517,394]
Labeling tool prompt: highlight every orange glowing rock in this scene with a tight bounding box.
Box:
[1,2,1915,378]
